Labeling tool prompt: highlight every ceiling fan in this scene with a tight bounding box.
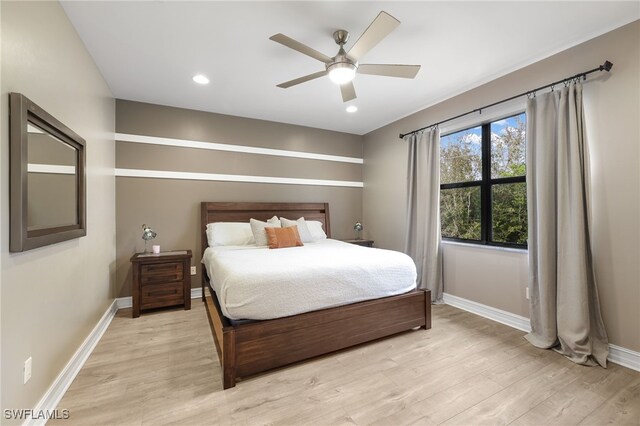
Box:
[270,11,421,103]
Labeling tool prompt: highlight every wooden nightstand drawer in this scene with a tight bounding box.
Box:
[141,262,183,284]
[141,282,184,309]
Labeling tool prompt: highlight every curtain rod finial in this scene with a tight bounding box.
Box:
[603,60,613,72]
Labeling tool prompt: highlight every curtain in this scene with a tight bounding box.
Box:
[525,83,609,367]
[404,128,443,303]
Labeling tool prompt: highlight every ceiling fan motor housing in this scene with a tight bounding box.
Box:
[333,29,350,45]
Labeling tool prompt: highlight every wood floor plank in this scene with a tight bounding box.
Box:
[510,363,636,425]
[52,303,640,426]
[441,359,581,426]
[411,373,505,424]
[577,376,640,426]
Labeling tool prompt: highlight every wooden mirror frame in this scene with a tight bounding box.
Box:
[9,93,86,252]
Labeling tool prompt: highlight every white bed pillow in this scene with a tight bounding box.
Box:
[306,220,327,240]
[206,222,256,247]
[280,217,313,243]
[250,216,281,246]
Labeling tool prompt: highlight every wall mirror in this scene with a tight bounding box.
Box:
[10,93,86,252]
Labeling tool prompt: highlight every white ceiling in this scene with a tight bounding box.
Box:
[61,1,639,135]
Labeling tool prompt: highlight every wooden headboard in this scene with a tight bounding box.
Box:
[200,202,331,256]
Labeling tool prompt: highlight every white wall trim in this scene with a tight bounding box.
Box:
[116,133,364,164]
[115,296,132,309]
[115,168,363,188]
[26,300,118,426]
[190,287,203,300]
[442,292,640,372]
[443,292,531,332]
[608,344,640,372]
[27,164,76,175]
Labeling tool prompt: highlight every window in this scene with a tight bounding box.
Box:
[440,113,527,247]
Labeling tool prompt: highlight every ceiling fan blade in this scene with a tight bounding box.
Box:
[340,82,357,103]
[347,11,400,61]
[277,71,327,88]
[270,33,332,63]
[358,64,421,79]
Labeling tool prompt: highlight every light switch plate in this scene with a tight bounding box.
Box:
[190,266,197,275]
[24,357,32,384]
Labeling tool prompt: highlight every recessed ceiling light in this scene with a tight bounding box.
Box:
[346,105,358,113]
[192,74,210,85]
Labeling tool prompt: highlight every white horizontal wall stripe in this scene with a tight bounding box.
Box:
[28,164,76,175]
[115,133,364,165]
[115,168,363,188]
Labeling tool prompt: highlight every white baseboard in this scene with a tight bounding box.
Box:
[190,287,203,300]
[115,295,132,309]
[27,300,118,426]
[442,292,640,372]
[608,344,640,372]
[442,292,532,332]
[115,287,202,309]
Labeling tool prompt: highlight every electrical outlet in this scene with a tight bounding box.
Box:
[526,287,530,300]
[190,266,197,276]
[24,357,32,384]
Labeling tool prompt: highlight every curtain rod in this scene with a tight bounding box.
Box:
[398,60,613,139]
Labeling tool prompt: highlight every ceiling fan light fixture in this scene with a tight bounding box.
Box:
[327,62,357,85]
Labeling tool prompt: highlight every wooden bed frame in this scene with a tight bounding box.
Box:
[200,202,431,389]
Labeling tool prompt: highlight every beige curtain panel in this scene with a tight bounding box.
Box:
[404,128,443,303]
[525,83,609,367]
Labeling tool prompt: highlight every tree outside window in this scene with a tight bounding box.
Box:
[440,113,527,247]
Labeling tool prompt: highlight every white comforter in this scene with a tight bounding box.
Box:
[202,239,417,320]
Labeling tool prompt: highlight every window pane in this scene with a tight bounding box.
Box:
[491,113,526,179]
[492,182,527,245]
[440,186,481,240]
[440,126,482,184]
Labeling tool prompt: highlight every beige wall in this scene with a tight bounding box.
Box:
[1,0,115,415]
[115,100,363,297]
[363,21,640,351]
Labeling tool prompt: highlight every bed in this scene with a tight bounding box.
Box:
[200,202,431,389]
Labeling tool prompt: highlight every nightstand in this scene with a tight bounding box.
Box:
[130,250,192,318]
[341,239,374,248]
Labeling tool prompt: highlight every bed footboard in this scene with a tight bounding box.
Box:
[203,282,430,389]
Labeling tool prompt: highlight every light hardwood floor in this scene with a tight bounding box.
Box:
[51,302,640,426]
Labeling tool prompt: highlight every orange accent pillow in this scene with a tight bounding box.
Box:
[265,226,304,249]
